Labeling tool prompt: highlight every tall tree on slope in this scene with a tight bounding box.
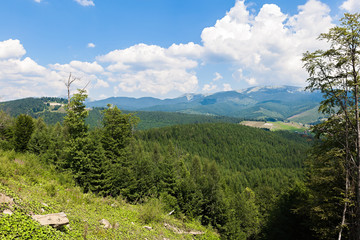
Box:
[303,13,360,239]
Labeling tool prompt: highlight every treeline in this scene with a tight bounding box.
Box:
[0,89,315,239]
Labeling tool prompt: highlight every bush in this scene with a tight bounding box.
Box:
[139,198,165,224]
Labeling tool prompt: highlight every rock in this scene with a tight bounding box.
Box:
[144,226,152,231]
[99,219,112,229]
[32,212,69,228]
[41,208,45,213]
[3,209,13,215]
[0,193,14,205]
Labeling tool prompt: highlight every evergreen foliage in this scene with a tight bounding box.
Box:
[14,114,34,152]
[0,88,313,239]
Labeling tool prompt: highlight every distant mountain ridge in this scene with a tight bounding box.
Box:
[87,85,323,122]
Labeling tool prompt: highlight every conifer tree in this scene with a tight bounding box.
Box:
[14,114,34,152]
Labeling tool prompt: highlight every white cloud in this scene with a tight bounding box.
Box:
[167,42,204,59]
[245,78,257,85]
[232,68,258,85]
[115,69,198,94]
[340,0,360,13]
[87,43,95,48]
[34,0,41,3]
[98,43,197,71]
[223,83,232,91]
[94,79,109,88]
[50,61,103,74]
[200,0,333,86]
[0,39,26,59]
[98,43,199,95]
[0,43,65,101]
[213,72,223,81]
[70,61,103,74]
[203,83,217,92]
[74,0,94,7]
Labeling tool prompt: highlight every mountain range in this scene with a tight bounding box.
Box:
[87,86,324,123]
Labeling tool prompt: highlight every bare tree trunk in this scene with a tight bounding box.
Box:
[339,168,350,240]
[64,73,80,108]
[351,45,360,239]
[339,83,351,240]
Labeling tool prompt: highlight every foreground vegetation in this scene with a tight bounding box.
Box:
[0,149,218,239]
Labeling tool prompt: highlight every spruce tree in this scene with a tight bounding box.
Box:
[14,114,34,152]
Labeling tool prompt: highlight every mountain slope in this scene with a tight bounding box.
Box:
[88,86,322,122]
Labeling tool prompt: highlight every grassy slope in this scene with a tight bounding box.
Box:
[286,106,325,124]
[240,121,308,132]
[0,150,219,240]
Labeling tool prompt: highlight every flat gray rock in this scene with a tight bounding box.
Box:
[0,193,14,205]
[32,212,69,228]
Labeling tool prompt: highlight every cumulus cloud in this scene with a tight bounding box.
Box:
[50,61,103,74]
[0,40,65,100]
[114,69,198,94]
[203,83,217,92]
[201,0,333,86]
[74,0,95,7]
[98,43,199,95]
[167,42,205,59]
[94,79,109,88]
[98,44,197,71]
[87,43,95,48]
[223,84,232,91]
[0,39,26,59]
[340,0,360,13]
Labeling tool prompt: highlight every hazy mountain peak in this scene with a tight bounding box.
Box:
[236,85,303,94]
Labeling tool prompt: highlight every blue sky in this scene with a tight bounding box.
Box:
[0,0,358,101]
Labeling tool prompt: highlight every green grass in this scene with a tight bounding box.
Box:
[0,149,219,239]
[286,106,325,124]
[241,121,308,133]
[271,122,308,132]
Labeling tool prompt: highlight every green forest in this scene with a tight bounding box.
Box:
[0,90,312,239]
[1,12,360,240]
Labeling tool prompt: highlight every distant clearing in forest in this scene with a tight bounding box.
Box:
[240,120,309,132]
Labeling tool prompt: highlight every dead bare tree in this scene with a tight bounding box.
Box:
[64,73,80,105]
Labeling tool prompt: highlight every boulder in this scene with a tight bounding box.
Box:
[32,212,69,228]
[144,226,152,231]
[99,219,112,229]
[3,209,13,215]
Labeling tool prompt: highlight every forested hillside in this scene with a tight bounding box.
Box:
[0,89,312,239]
[0,98,244,129]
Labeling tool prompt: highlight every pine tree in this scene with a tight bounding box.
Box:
[14,114,34,152]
